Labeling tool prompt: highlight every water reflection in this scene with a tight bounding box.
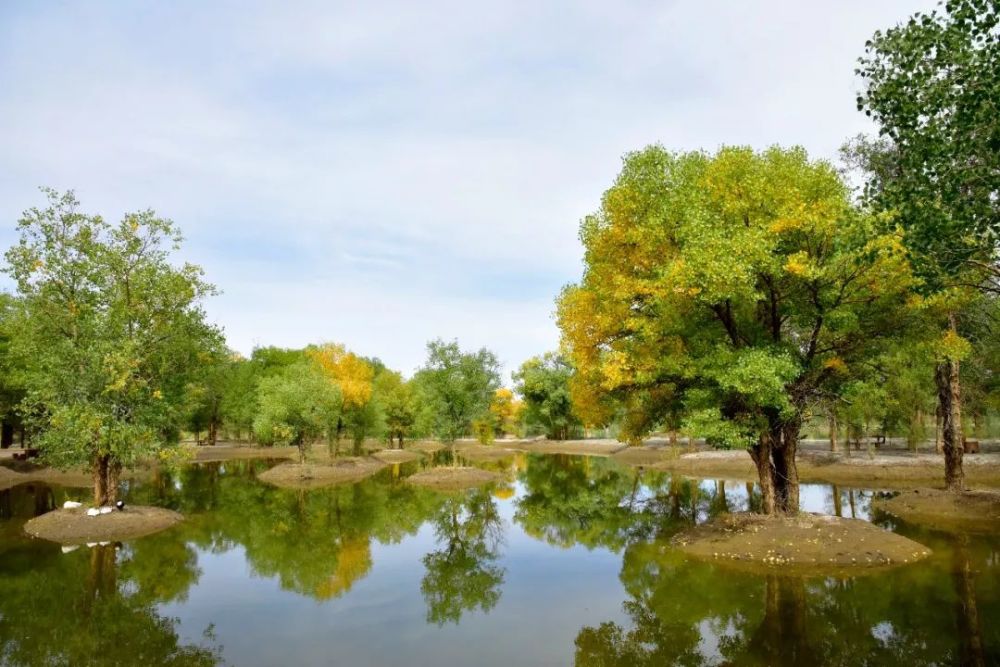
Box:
[421,489,505,625]
[0,454,998,665]
[0,542,221,666]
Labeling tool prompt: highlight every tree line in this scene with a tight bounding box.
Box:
[0,0,997,513]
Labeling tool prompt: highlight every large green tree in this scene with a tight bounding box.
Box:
[513,352,580,440]
[4,190,220,505]
[856,0,1000,489]
[558,146,916,514]
[412,339,501,445]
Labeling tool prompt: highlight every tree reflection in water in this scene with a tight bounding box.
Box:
[0,543,221,666]
[421,488,505,625]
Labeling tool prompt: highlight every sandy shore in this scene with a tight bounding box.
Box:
[675,512,932,573]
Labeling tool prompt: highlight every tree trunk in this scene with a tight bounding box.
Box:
[936,353,964,491]
[92,455,120,506]
[832,485,842,517]
[749,436,776,515]
[828,411,838,452]
[93,455,109,506]
[0,421,12,449]
[749,419,801,515]
[397,433,404,449]
[774,420,800,514]
[208,414,219,447]
[953,537,986,667]
[935,404,944,453]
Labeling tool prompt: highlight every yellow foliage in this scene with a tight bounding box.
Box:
[307,343,373,407]
[315,537,372,600]
[823,357,847,374]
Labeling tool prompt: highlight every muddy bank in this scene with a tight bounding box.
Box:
[406,441,446,454]
[24,506,183,545]
[455,444,518,462]
[406,466,502,491]
[0,463,153,491]
[372,449,423,464]
[190,444,297,463]
[257,458,386,489]
[508,439,627,457]
[675,512,932,573]
[642,449,1000,487]
[874,489,1000,533]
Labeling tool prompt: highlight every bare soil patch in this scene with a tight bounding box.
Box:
[372,449,423,464]
[0,466,28,491]
[647,450,1000,488]
[509,439,627,457]
[191,444,297,463]
[612,446,683,466]
[406,466,502,492]
[873,488,1000,533]
[257,458,386,489]
[24,506,183,545]
[455,444,517,462]
[675,512,932,574]
[407,441,446,454]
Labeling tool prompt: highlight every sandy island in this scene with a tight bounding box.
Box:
[256,457,387,489]
[874,488,1000,533]
[371,449,424,464]
[406,466,503,491]
[24,506,183,545]
[674,512,932,573]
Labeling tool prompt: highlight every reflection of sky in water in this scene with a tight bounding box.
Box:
[160,479,630,667]
[2,454,997,666]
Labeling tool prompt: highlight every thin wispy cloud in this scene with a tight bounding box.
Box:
[0,0,936,375]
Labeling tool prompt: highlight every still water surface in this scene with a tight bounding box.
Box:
[1,453,997,666]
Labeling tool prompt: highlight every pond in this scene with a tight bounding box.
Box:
[1,452,998,666]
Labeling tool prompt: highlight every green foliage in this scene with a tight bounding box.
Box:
[412,339,501,442]
[513,352,580,439]
[856,0,1000,285]
[3,189,220,475]
[558,146,917,454]
[252,361,341,453]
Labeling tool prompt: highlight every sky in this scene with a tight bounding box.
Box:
[0,0,937,378]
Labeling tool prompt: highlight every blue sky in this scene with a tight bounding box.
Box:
[0,0,935,377]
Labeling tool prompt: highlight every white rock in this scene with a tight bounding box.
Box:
[63,501,83,509]
[60,545,79,554]
[99,507,113,515]
[86,542,98,548]
[85,508,100,517]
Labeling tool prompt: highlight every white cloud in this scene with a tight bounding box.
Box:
[0,0,938,373]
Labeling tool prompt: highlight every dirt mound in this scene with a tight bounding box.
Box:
[257,458,386,489]
[407,441,446,454]
[674,512,932,574]
[510,440,627,457]
[192,444,297,463]
[612,446,681,466]
[24,506,183,545]
[372,449,423,464]
[874,488,1000,533]
[455,444,517,462]
[406,466,502,491]
[0,466,27,491]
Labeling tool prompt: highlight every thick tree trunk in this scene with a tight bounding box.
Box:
[93,455,109,506]
[749,436,776,515]
[92,455,123,506]
[749,419,801,515]
[936,355,964,491]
